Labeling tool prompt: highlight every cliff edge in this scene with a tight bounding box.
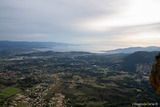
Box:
[150,53,160,95]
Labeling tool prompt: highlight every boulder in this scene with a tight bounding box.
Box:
[150,53,160,95]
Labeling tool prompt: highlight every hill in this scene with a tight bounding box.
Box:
[120,51,159,74]
[104,46,160,54]
[0,41,75,51]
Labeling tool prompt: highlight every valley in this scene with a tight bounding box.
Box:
[0,50,160,106]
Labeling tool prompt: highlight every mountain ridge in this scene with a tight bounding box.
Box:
[0,41,77,51]
[103,46,160,54]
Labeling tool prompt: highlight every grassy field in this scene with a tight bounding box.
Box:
[0,87,20,100]
[17,103,28,107]
[3,87,20,95]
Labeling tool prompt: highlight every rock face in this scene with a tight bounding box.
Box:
[150,53,160,95]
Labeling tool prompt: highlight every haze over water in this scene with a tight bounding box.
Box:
[36,45,112,53]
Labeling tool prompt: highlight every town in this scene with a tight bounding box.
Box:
[0,51,159,106]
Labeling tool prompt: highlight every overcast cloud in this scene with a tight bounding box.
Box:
[0,0,160,51]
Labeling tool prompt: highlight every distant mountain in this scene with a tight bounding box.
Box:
[0,41,76,51]
[103,46,160,54]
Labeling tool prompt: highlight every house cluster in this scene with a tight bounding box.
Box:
[49,93,66,107]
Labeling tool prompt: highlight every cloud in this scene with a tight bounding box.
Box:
[0,0,160,50]
[78,0,160,31]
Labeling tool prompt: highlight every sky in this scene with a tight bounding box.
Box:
[0,0,160,51]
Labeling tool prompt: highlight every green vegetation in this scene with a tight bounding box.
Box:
[0,87,20,104]
[2,88,20,95]
[17,103,28,107]
[0,50,159,106]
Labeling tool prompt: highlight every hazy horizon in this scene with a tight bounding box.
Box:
[1,0,160,51]
[1,40,160,53]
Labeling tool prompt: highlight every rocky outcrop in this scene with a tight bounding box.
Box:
[150,53,160,95]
